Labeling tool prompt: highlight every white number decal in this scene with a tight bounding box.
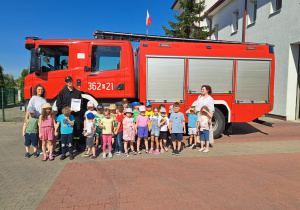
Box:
[97,82,101,90]
[88,82,114,91]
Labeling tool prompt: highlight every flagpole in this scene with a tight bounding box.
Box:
[146,25,148,40]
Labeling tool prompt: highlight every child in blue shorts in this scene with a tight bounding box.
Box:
[197,106,212,153]
[136,106,150,154]
[186,106,198,150]
[22,107,39,158]
[169,102,186,156]
[149,106,166,155]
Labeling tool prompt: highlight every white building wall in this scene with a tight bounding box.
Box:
[210,0,300,120]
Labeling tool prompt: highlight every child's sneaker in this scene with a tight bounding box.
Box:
[164,146,168,152]
[25,152,30,158]
[108,153,113,159]
[102,153,106,159]
[33,151,38,158]
[42,154,47,161]
[149,148,153,154]
[145,150,149,154]
[131,150,137,155]
[125,153,129,158]
[160,148,164,153]
[137,150,141,154]
[82,153,90,158]
[60,154,65,160]
[69,154,74,160]
[115,151,120,155]
[154,150,160,155]
[192,145,197,150]
[198,148,205,152]
[49,154,54,161]
[176,150,180,156]
[91,156,96,160]
[172,149,176,155]
[186,144,191,148]
[203,149,209,153]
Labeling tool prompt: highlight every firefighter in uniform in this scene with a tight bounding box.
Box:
[56,76,83,152]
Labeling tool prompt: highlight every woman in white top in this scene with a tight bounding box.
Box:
[25,84,47,154]
[195,85,214,144]
[25,84,47,122]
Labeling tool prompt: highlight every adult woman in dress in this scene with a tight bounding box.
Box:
[195,85,214,145]
[25,84,47,154]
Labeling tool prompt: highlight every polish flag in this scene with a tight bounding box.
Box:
[146,10,152,26]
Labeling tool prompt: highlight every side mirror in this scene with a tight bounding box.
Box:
[30,55,41,72]
[35,47,41,55]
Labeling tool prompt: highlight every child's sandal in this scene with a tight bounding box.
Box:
[49,154,54,161]
[42,154,47,161]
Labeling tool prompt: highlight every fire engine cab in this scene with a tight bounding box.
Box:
[24,31,275,138]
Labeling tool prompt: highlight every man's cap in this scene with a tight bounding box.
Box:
[52,105,58,112]
[87,113,94,119]
[96,104,103,110]
[160,108,166,113]
[146,102,152,107]
[27,106,36,114]
[131,102,140,108]
[139,106,146,112]
[87,101,94,108]
[65,76,73,82]
[122,98,128,103]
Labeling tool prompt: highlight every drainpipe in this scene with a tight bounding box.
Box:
[243,0,247,42]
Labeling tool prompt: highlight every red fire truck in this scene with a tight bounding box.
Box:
[24,31,275,138]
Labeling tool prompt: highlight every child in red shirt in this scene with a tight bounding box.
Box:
[114,106,124,155]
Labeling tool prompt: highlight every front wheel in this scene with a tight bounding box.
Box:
[212,107,225,139]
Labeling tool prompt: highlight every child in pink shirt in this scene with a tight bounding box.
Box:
[135,106,150,154]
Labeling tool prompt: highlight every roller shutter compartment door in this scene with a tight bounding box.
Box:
[188,59,234,94]
[147,58,185,102]
[236,60,271,103]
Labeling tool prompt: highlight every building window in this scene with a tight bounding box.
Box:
[253,1,257,22]
[214,24,219,40]
[271,0,282,13]
[248,0,257,25]
[232,10,239,32]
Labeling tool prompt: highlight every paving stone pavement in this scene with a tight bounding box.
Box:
[0,120,299,209]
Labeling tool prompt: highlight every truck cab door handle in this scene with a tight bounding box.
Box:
[89,73,97,76]
[115,83,124,90]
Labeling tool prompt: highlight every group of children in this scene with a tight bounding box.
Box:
[23,103,76,161]
[23,98,212,161]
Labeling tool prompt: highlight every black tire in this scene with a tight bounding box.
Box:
[212,107,225,139]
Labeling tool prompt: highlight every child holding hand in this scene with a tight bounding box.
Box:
[136,106,150,154]
[149,106,166,155]
[82,113,96,160]
[56,107,75,160]
[39,103,56,161]
[186,106,198,150]
[197,106,212,153]
[123,108,137,157]
[100,109,114,159]
[22,107,39,158]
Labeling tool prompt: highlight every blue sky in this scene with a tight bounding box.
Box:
[0,0,178,79]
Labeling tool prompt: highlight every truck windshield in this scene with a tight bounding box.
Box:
[91,46,121,72]
[37,45,69,72]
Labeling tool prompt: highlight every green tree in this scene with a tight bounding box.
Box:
[0,64,4,88]
[4,74,15,88]
[19,69,28,102]
[162,0,214,39]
